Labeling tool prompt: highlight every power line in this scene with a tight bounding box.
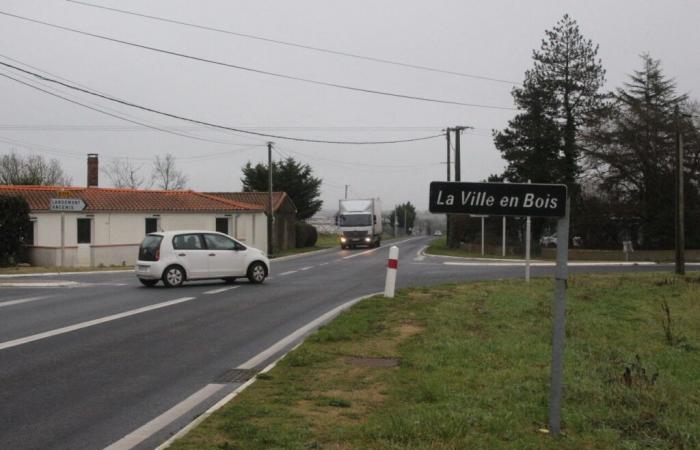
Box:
[0,60,446,145]
[66,0,518,85]
[0,10,516,111]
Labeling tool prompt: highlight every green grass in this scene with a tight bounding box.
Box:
[170,272,700,449]
[426,236,522,259]
[272,233,339,258]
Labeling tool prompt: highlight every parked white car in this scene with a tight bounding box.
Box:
[135,230,269,287]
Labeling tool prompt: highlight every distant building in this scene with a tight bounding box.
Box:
[206,192,297,251]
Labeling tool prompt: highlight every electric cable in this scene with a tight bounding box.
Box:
[66,0,518,85]
[0,60,446,145]
[0,10,516,111]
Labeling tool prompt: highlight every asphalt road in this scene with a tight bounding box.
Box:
[0,236,692,450]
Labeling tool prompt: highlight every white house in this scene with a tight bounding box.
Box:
[0,185,267,267]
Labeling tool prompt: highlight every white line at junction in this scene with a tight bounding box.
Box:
[203,286,239,295]
[0,296,50,308]
[0,297,196,351]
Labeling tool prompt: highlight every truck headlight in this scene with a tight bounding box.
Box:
[365,237,371,242]
[340,237,347,243]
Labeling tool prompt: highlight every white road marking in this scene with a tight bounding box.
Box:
[0,297,196,351]
[104,383,226,450]
[414,245,427,262]
[0,296,49,308]
[342,248,378,259]
[203,286,239,295]
[443,261,658,267]
[298,266,313,271]
[279,270,298,276]
[319,262,329,266]
[0,281,80,288]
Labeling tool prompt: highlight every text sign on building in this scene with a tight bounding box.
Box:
[50,198,86,212]
[429,181,567,218]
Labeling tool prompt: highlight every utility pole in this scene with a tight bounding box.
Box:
[675,106,685,275]
[454,127,461,181]
[446,130,451,181]
[344,184,349,200]
[267,141,274,256]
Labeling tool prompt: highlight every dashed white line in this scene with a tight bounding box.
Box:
[203,286,239,295]
[298,266,313,271]
[0,296,49,308]
[319,262,329,266]
[279,270,298,276]
[0,297,196,351]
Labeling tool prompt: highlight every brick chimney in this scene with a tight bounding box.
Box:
[87,153,98,187]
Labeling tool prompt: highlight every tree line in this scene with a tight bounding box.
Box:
[488,14,699,250]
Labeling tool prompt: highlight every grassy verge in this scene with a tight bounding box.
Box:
[426,236,522,259]
[170,272,700,449]
[272,233,339,258]
[0,265,132,275]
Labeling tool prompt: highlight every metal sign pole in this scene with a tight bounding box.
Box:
[526,215,531,282]
[60,212,65,267]
[548,198,570,435]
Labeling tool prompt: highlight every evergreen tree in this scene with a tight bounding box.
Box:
[241,157,322,220]
[583,55,695,249]
[388,202,417,234]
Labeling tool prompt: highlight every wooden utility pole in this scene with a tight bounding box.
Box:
[675,107,685,275]
[267,141,274,256]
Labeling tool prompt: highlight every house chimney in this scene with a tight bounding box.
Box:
[87,153,98,187]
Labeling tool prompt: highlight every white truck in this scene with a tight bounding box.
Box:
[337,199,382,249]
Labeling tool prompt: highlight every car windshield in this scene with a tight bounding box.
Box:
[339,214,371,227]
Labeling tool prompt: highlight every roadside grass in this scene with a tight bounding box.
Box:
[170,272,700,449]
[272,233,339,258]
[426,236,523,259]
[0,264,132,275]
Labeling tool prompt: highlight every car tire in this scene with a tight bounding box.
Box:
[375,240,381,248]
[162,265,185,288]
[223,277,237,284]
[139,278,159,287]
[247,261,267,284]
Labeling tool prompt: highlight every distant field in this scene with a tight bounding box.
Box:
[169,272,700,449]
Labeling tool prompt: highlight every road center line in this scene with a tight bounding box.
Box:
[0,296,49,308]
[104,383,225,450]
[298,266,313,271]
[279,270,298,276]
[203,286,239,295]
[0,297,196,351]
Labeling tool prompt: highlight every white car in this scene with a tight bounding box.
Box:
[135,230,270,287]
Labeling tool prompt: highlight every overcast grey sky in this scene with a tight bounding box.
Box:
[1,0,699,211]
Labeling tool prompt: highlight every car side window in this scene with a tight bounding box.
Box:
[173,234,204,250]
[203,233,237,251]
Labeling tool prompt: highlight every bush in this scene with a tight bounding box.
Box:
[295,222,318,248]
[0,196,31,266]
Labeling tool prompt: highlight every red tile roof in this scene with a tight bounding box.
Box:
[0,186,263,212]
[205,192,296,213]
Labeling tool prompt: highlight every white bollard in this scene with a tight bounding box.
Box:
[384,245,399,298]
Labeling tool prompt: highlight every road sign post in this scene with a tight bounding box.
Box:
[429,181,569,436]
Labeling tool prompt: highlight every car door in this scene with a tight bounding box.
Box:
[203,233,247,277]
[172,233,209,279]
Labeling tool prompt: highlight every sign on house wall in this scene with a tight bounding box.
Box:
[49,198,86,212]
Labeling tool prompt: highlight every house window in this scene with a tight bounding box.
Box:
[145,217,159,234]
[216,217,229,234]
[77,218,92,244]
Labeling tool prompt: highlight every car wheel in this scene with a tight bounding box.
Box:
[375,240,381,248]
[223,277,237,284]
[247,261,267,284]
[162,265,185,287]
[139,278,159,287]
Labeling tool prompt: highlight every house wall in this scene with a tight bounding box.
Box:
[27,211,268,267]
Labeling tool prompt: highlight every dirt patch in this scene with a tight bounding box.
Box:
[398,322,424,339]
[344,356,400,368]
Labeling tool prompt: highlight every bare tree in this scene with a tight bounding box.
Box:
[103,158,149,189]
[0,151,71,185]
[152,153,187,190]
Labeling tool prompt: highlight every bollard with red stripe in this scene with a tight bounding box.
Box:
[384,245,399,298]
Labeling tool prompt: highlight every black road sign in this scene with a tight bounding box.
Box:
[429,181,567,218]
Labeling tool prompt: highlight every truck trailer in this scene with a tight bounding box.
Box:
[337,199,382,249]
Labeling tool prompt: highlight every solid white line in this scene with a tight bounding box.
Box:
[238,292,380,370]
[0,281,80,288]
[414,245,427,262]
[104,383,225,450]
[0,296,49,308]
[155,291,382,450]
[279,270,298,276]
[203,286,239,295]
[443,261,659,267]
[298,266,313,271]
[0,269,132,278]
[0,297,196,351]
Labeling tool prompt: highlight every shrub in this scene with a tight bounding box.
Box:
[295,222,318,248]
[0,196,31,266]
